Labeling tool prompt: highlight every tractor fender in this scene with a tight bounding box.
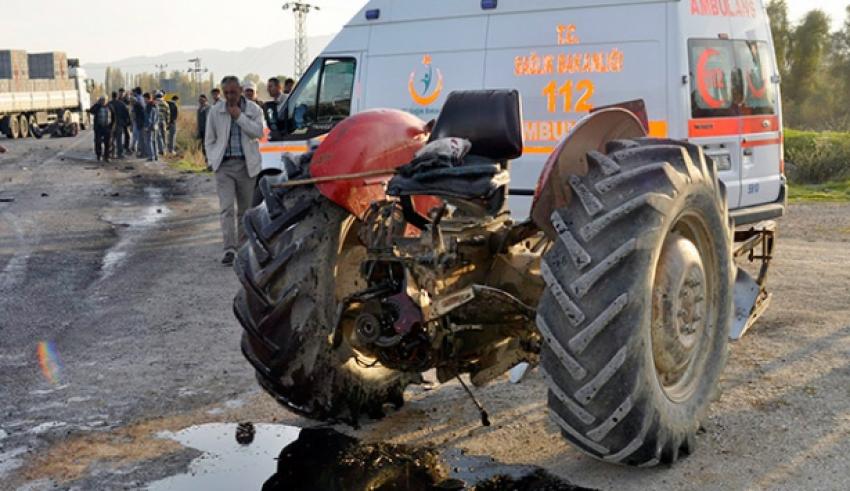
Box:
[310,109,434,219]
[531,108,646,238]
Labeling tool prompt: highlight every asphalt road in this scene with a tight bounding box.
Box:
[1,132,849,490]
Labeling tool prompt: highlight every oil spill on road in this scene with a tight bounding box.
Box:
[150,425,593,491]
[146,423,299,491]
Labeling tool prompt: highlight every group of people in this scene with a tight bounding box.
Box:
[194,77,294,157]
[89,87,180,162]
[203,76,294,266]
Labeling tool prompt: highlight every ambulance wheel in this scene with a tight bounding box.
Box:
[538,138,733,466]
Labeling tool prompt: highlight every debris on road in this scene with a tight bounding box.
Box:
[235,422,255,445]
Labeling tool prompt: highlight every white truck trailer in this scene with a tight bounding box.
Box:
[0,50,91,139]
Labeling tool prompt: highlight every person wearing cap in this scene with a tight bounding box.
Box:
[155,91,171,157]
[205,76,264,266]
[243,81,263,109]
[166,95,180,155]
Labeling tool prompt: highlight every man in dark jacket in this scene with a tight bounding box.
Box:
[131,96,146,157]
[89,96,115,162]
[196,94,210,161]
[166,95,180,154]
[109,92,131,159]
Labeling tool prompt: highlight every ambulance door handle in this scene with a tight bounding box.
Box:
[743,148,753,157]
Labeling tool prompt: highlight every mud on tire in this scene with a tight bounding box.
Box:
[538,138,733,466]
[234,184,416,424]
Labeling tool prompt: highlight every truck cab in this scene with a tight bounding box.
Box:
[262,0,785,224]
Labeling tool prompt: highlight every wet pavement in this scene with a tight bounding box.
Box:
[146,423,592,491]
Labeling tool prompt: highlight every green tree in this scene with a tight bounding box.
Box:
[785,10,831,125]
[767,0,792,80]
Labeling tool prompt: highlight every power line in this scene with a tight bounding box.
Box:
[282,2,320,79]
[187,58,209,97]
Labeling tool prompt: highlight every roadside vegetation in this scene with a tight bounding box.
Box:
[768,2,850,201]
[165,111,208,174]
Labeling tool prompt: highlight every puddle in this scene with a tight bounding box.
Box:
[146,423,299,491]
[148,425,591,491]
[99,186,171,281]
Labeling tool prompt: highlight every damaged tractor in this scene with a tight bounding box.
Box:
[233,90,780,466]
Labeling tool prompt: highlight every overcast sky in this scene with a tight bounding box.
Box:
[0,0,847,63]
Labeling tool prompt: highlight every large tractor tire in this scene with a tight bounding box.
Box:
[234,184,417,424]
[538,138,733,466]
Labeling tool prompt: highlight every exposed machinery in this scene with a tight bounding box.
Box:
[234,91,782,466]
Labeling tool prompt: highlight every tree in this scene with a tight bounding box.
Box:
[767,1,792,81]
[784,10,831,125]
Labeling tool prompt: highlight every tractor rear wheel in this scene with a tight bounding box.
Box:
[234,184,416,424]
[538,138,733,466]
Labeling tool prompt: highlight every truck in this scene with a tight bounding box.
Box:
[238,0,784,466]
[0,50,92,139]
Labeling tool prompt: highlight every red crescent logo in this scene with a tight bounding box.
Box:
[696,48,726,109]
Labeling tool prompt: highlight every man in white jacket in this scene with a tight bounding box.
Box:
[205,76,264,266]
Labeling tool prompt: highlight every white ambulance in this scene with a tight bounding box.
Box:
[261,0,786,223]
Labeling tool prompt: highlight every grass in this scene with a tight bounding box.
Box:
[789,179,850,203]
[164,110,209,174]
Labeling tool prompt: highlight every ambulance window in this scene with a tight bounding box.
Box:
[317,59,356,122]
[279,57,356,141]
[734,41,776,115]
[688,40,739,118]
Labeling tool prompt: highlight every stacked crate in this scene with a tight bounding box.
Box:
[0,49,30,93]
[27,52,72,90]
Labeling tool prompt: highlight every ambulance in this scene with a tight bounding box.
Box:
[261,0,786,223]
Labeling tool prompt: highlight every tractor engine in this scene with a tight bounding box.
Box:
[340,198,544,386]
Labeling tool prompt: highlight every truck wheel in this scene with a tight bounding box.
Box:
[538,138,733,466]
[18,115,29,139]
[8,114,20,139]
[234,184,416,424]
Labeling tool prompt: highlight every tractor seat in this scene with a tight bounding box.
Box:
[387,90,522,201]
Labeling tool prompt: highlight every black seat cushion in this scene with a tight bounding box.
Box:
[387,156,508,200]
[429,90,523,161]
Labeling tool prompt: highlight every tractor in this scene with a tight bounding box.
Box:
[233,90,778,466]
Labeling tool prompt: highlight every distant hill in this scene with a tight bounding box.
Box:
[83,35,334,83]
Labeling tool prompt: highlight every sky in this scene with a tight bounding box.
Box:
[0,0,847,63]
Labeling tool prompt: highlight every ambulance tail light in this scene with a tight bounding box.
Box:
[481,0,498,10]
[365,9,380,20]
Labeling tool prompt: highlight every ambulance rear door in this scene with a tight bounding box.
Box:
[484,1,671,215]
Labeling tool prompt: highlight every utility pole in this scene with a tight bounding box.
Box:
[282,2,320,79]
[188,58,208,98]
[154,63,168,88]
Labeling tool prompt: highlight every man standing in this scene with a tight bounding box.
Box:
[131,96,145,157]
[154,92,170,157]
[89,96,114,162]
[196,94,210,160]
[166,95,180,155]
[109,91,131,159]
[284,78,295,97]
[211,88,222,105]
[143,93,160,162]
[264,77,287,134]
[205,76,263,266]
[118,88,132,154]
[243,81,262,109]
